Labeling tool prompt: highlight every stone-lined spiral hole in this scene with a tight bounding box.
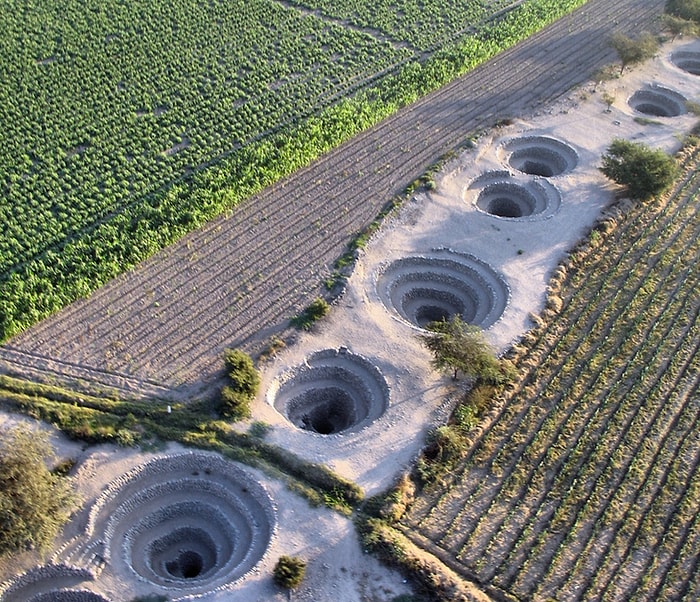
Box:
[269,348,389,435]
[90,453,275,596]
[149,526,217,581]
[377,251,509,330]
[629,86,686,117]
[500,135,578,176]
[671,50,700,75]
[474,179,560,219]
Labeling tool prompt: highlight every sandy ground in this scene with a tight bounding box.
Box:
[1,37,699,602]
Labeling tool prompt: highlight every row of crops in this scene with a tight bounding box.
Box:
[283,0,521,52]
[402,147,700,600]
[0,0,587,340]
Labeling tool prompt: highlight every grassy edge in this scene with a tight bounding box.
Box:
[0,373,362,515]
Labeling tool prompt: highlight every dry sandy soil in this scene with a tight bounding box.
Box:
[1,35,698,602]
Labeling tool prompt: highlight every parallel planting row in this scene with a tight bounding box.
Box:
[402,146,700,601]
[0,0,587,340]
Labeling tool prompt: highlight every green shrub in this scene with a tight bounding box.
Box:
[0,425,78,556]
[220,385,252,420]
[291,297,330,330]
[220,348,259,420]
[600,139,678,200]
[223,348,260,397]
[666,0,700,23]
[415,425,467,486]
[609,32,658,74]
[273,555,307,589]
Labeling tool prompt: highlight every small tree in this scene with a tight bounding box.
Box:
[220,348,260,420]
[662,13,698,38]
[601,91,616,113]
[600,139,678,200]
[609,32,658,74]
[273,555,307,590]
[0,425,77,557]
[417,316,512,383]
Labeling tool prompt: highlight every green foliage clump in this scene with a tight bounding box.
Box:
[666,0,700,23]
[376,473,417,524]
[609,32,658,74]
[662,13,698,37]
[291,297,330,330]
[600,139,679,200]
[273,555,307,589]
[415,425,467,486]
[418,316,514,384]
[0,425,78,556]
[220,348,260,420]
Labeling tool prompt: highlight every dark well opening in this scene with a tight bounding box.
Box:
[520,160,554,177]
[635,103,672,117]
[415,305,451,327]
[287,387,356,435]
[488,197,523,218]
[301,395,353,434]
[166,550,204,579]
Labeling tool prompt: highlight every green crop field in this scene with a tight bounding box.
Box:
[401,145,700,601]
[0,0,586,340]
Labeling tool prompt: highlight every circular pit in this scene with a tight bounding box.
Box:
[269,348,389,435]
[629,85,687,117]
[376,250,509,330]
[499,135,578,176]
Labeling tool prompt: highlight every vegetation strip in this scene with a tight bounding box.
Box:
[0,373,362,514]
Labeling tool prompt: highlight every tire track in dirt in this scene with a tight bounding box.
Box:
[2,0,666,398]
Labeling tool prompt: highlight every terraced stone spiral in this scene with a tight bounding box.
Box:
[671,50,700,75]
[499,135,578,176]
[629,85,687,117]
[376,249,509,330]
[269,348,389,435]
[468,171,561,219]
[89,453,275,597]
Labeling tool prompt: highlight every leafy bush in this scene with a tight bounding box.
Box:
[600,139,678,200]
[418,316,514,384]
[662,13,698,37]
[220,385,252,420]
[291,297,330,330]
[0,425,78,556]
[609,32,658,74]
[220,348,259,420]
[273,555,307,589]
[666,0,700,22]
[415,425,467,486]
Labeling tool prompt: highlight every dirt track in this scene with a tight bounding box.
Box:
[1,0,665,399]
